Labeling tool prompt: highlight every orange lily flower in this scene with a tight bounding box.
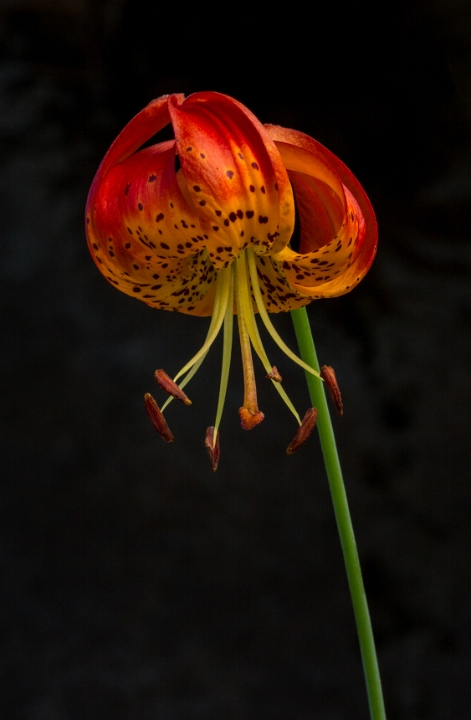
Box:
[86,92,377,468]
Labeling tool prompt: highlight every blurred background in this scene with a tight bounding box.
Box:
[2,1,471,718]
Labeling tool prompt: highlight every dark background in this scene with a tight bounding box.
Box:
[2,1,471,718]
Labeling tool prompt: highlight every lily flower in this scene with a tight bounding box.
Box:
[86,92,377,468]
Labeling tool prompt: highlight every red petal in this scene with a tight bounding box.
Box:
[91,142,206,261]
[265,126,377,299]
[168,92,294,269]
[86,99,217,316]
[91,95,180,179]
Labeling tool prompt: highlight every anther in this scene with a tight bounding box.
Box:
[266,366,282,383]
[238,406,265,430]
[286,408,318,454]
[144,393,174,442]
[320,365,343,416]
[154,369,192,405]
[205,426,220,471]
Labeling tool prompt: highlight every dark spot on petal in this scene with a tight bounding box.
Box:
[226,170,234,179]
[246,210,254,219]
[193,185,201,192]
[259,216,268,224]
[148,174,156,182]
[229,212,237,222]
[138,202,143,211]
[249,185,255,192]
[160,242,169,250]
[251,162,259,170]
[199,200,206,206]
[132,287,141,293]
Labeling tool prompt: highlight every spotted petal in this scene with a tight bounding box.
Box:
[168,92,295,270]
[266,125,377,299]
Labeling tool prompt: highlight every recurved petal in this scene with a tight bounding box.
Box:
[265,125,377,299]
[87,219,217,316]
[168,92,295,269]
[90,95,181,180]
[87,137,219,315]
[251,254,311,312]
[265,124,376,235]
[88,141,207,263]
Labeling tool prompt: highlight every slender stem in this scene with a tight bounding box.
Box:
[291,306,386,720]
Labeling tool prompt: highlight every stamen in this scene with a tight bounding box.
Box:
[205,426,220,471]
[173,265,232,383]
[246,248,321,380]
[154,369,192,404]
[286,408,318,454]
[144,393,174,442]
[161,265,231,412]
[236,268,264,430]
[236,252,301,424]
[321,365,343,416]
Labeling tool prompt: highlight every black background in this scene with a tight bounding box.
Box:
[2,1,471,718]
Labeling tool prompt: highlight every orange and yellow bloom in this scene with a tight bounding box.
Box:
[86,92,377,468]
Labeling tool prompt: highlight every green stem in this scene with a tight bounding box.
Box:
[291,306,386,720]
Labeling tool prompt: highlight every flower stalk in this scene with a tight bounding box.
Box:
[291,306,387,720]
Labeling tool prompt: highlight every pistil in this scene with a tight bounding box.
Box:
[235,251,301,425]
[236,263,264,430]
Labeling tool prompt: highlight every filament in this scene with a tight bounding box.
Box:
[161,264,231,412]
